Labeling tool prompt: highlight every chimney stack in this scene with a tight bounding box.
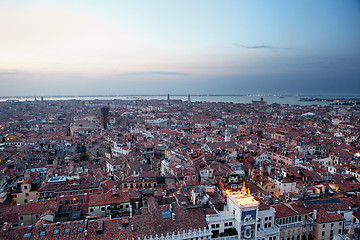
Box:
[313,210,317,220]
[172,213,175,221]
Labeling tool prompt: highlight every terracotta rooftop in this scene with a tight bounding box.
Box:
[315,210,345,223]
[89,190,130,207]
[273,203,298,218]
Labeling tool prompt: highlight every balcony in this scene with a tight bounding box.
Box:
[277,221,303,230]
[303,219,313,226]
[37,197,56,202]
[257,225,280,237]
[206,212,235,223]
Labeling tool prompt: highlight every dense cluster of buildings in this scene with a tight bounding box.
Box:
[0,97,359,240]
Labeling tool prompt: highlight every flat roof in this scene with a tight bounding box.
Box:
[303,198,343,205]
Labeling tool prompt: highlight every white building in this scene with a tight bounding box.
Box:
[145,118,168,128]
[206,185,280,240]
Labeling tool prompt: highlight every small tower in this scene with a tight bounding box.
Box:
[225,128,230,142]
[167,94,170,106]
[187,94,191,107]
[100,106,110,130]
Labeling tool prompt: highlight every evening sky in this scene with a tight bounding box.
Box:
[1,0,359,96]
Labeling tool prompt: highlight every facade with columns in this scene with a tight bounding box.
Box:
[140,228,212,240]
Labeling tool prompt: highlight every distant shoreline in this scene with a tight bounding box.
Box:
[1,93,360,99]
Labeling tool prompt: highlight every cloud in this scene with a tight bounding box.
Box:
[234,43,294,50]
[0,69,24,75]
[125,71,190,76]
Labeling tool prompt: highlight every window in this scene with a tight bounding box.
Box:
[211,224,215,228]
[80,198,84,203]
[19,216,24,221]
[24,199,27,203]
[245,227,251,238]
[25,193,29,197]
[339,222,342,225]
[322,231,325,236]
[53,229,60,235]
[323,224,325,228]
[64,228,71,233]
[23,233,31,238]
[107,206,111,211]
[229,222,232,226]
[40,231,46,236]
[225,222,228,227]
[339,229,342,234]
[126,204,129,208]
[101,207,105,211]
[69,192,73,196]
[78,227,84,232]
[80,190,83,194]
[35,214,39,219]
[89,190,93,194]
[24,186,28,189]
[90,208,94,212]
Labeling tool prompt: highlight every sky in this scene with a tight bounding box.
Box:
[0,0,359,96]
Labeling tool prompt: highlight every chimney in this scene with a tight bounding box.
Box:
[131,225,134,230]
[313,210,317,220]
[172,213,175,221]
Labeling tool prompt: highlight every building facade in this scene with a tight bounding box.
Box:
[206,185,280,239]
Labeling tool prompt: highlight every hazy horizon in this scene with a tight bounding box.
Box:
[1,0,359,96]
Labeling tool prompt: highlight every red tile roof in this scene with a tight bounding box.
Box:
[315,210,344,223]
[273,203,298,218]
[89,190,130,207]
